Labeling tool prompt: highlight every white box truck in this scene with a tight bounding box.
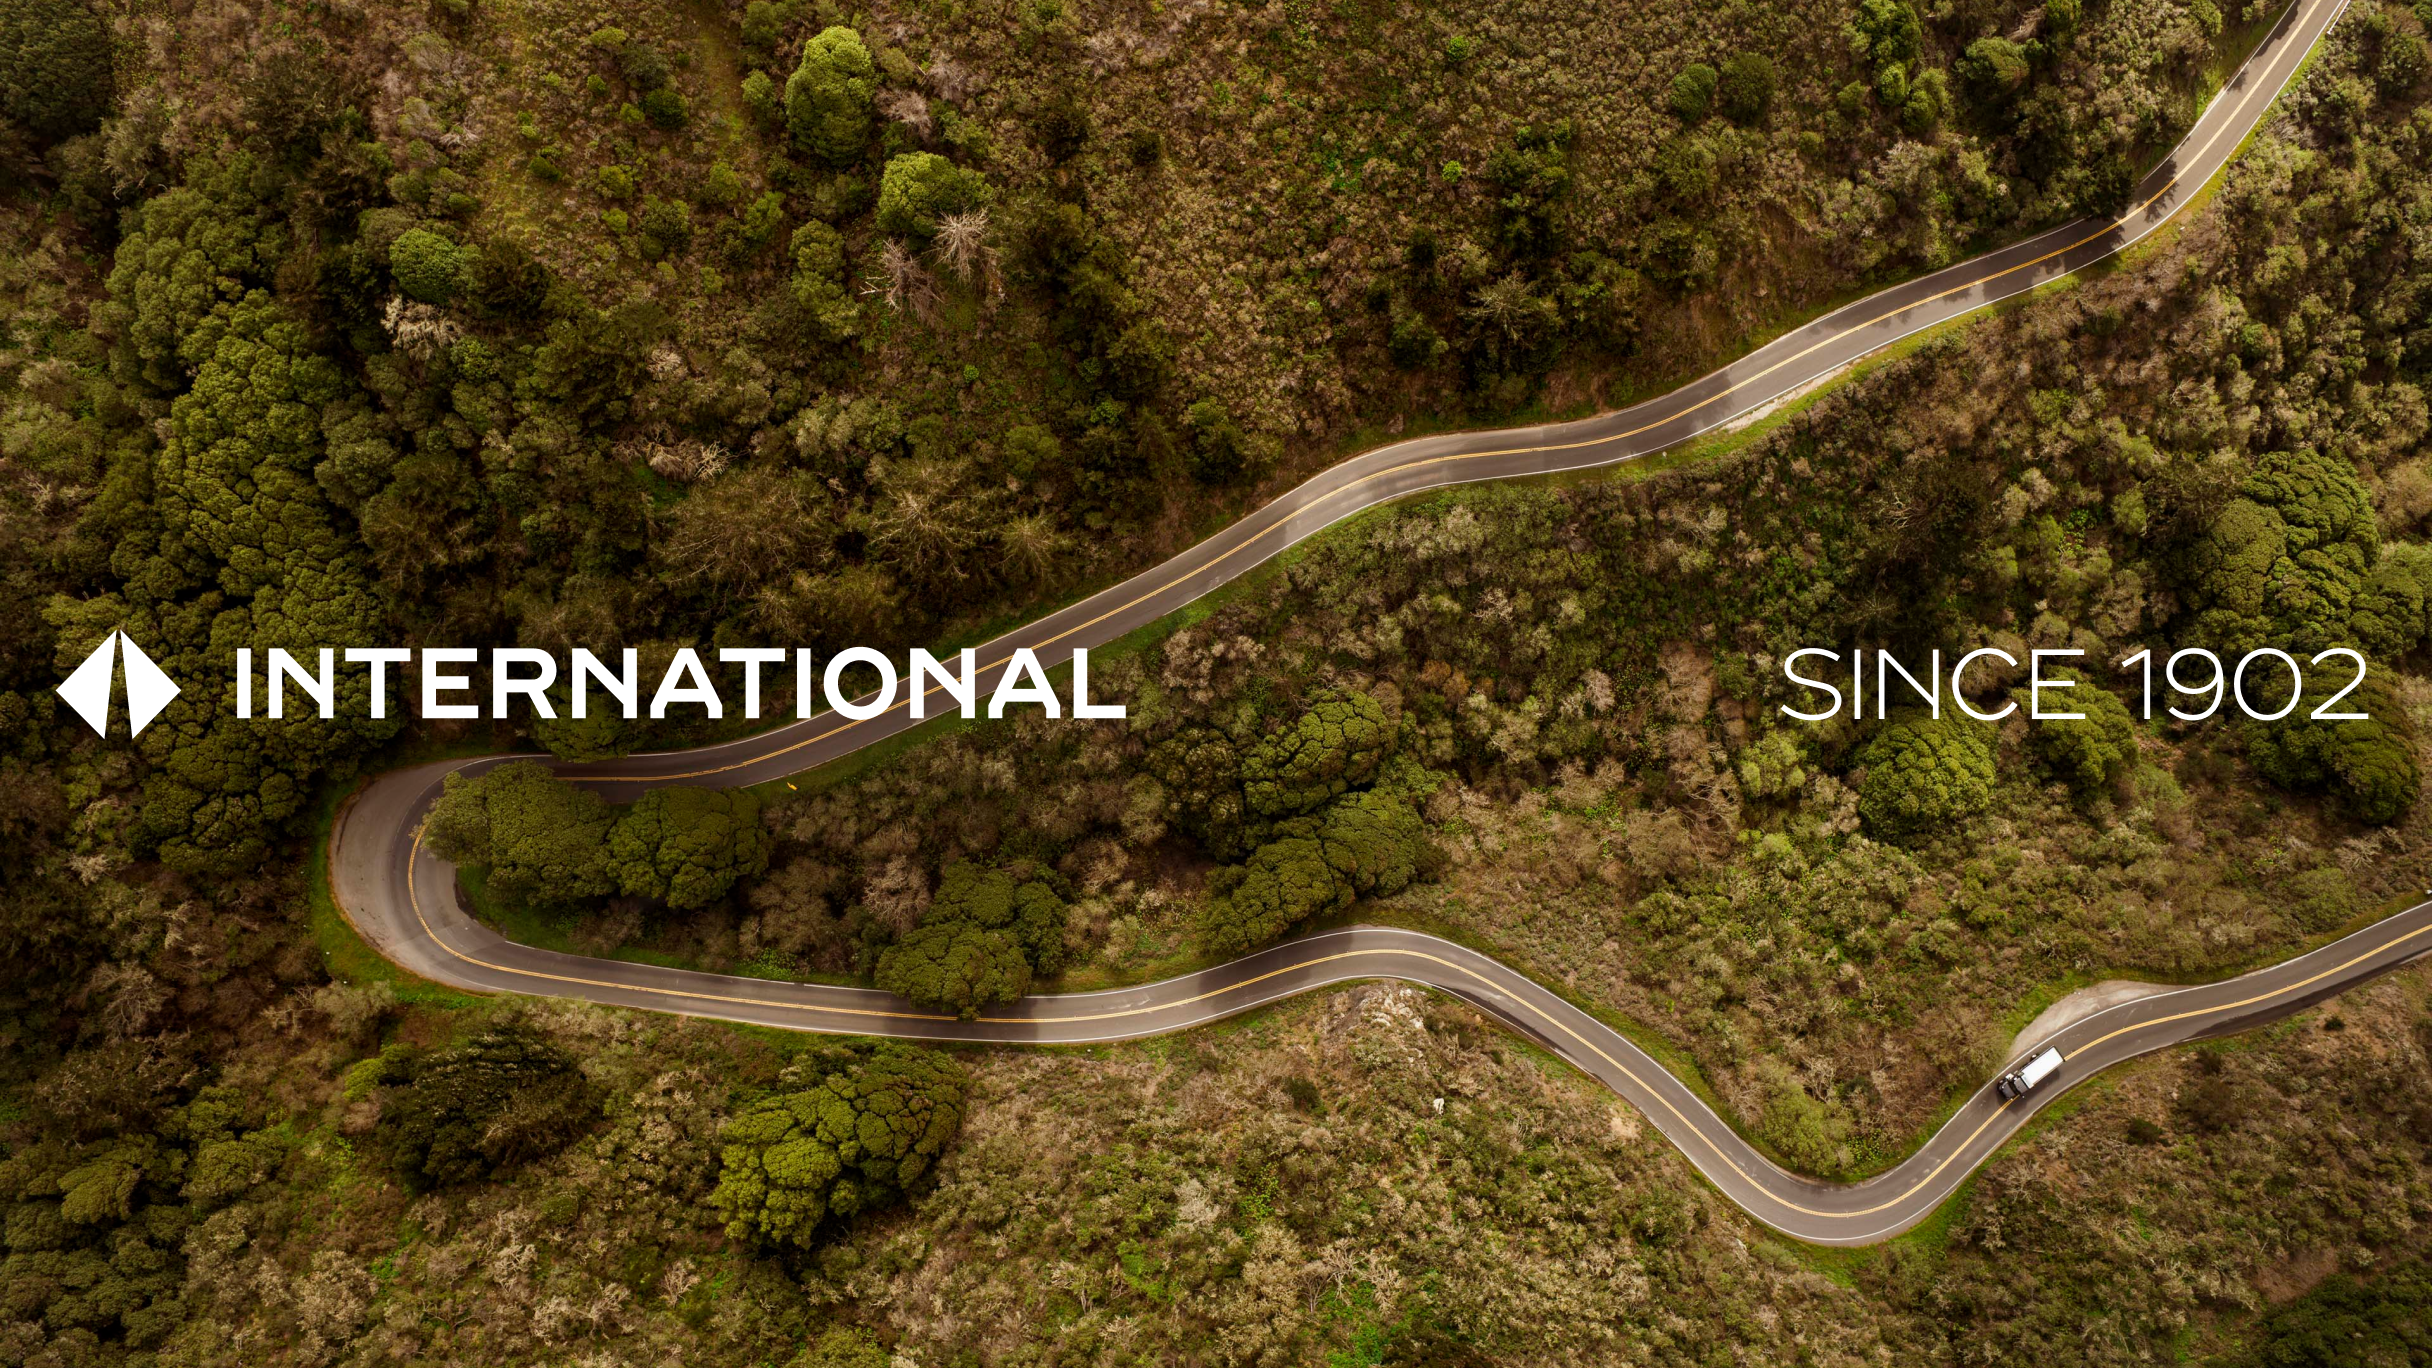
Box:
[1995,1047,2062,1101]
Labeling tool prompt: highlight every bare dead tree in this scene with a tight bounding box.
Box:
[932,209,1002,299]
[863,238,941,323]
[877,86,933,139]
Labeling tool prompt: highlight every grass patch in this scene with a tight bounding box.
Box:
[1786,1174,1976,1283]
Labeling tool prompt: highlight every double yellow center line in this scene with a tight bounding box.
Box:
[586,0,2325,789]
[402,837,2431,1227]
[380,0,2353,1239]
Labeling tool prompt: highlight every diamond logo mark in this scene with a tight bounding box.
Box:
[56,632,181,738]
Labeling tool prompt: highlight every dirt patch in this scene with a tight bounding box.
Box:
[2011,980,2178,1058]
[2254,1246,2340,1304]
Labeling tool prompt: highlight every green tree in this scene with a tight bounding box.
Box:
[389,228,467,304]
[739,0,787,55]
[1484,121,1573,259]
[1199,836,1344,956]
[875,152,992,240]
[2352,540,2432,659]
[641,86,688,130]
[605,785,771,909]
[1002,422,1063,479]
[377,1026,598,1191]
[1846,0,1922,70]
[742,68,780,126]
[711,1044,968,1247]
[79,254,401,873]
[1856,714,1996,838]
[616,40,669,91]
[874,920,1031,1016]
[2247,674,2420,825]
[1311,789,1425,896]
[1181,397,1251,485]
[1149,724,1252,857]
[785,26,876,165]
[1896,67,1949,135]
[1242,691,1395,817]
[1955,36,2032,111]
[787,220,859,342]
[1735,730,1810,800]
[638,196,694,259]
[2018,670,2137,796]
[185,1132,286,1208]
[0,0,112,142]
[1655,135,1718,201]
[1198,792,1425,954]
[2185,448,2381,656]
[740,189,788,250]
[923,861,1070,973]
[1669,63,1717,120]
[702,161,746,207]
[425,761,617,906]
[101,153,285,394]
[1715,53,1775,123]
[1752,1056,1854,1173]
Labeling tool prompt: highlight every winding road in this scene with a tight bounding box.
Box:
[328,0,2424,1245]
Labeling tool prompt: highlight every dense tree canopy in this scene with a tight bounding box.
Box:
[1242,691,1395,818]
[1715,53,1776,123]
[0,0,111,143]
[2183,448,2382,657]
[0,1079,263,1354]
[874,152,991,241]
[0,0,2426,1361]
[1669,63,1717,120]
[1856,715,1996,838]
[1148,724,1252,857]
[873,921,1031,1016]
[873,861,1069,1014]
[2019,670,2138,797]
[2248,675,2422,825]
[927,862,1070,971]
[711,1045,967,1248]
[784,26,874,165]
[426,761,618,907]
[375,1025,598,1192]
[430,764,780,910]
[388,228,466,304]
[605,785,771,909]
[80,266,402,874]
[1199,791,1426,955]
[1955,36,2032,112]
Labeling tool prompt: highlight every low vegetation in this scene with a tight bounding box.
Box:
[2,0,2431,1363]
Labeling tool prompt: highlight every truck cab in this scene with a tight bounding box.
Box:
[1996,1047,2063,1101]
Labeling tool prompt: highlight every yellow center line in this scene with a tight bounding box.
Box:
[583,0,2319,788]
[402,819,1946,1217]
[384,0,2352,1235]
[406,832,2431,1224]
[2066,919,2432,1059]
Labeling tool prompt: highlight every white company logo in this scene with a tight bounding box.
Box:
[56,632,181,738]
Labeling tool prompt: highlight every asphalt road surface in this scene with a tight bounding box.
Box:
[330,0,2411,1245]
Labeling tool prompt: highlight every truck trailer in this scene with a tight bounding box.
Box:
[1995,1047,2063,1101]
